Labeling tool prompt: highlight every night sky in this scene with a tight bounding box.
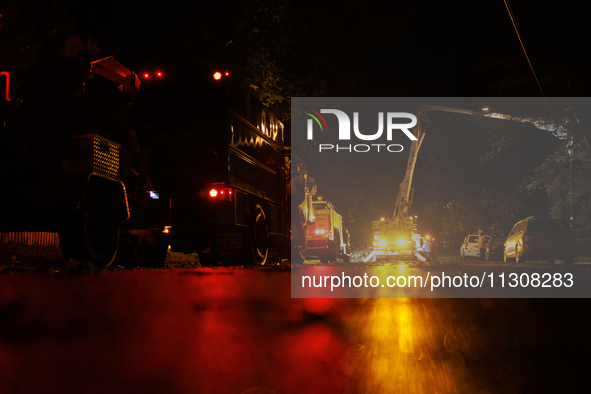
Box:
[73,0,591,97]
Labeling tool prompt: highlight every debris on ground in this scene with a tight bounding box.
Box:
[0,243,202,273]
[0,243,63,273]
[164,251,202,269]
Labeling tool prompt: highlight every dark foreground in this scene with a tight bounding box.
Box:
[1,266,590,394]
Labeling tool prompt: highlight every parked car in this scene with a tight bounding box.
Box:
[460,234,491,260]
[485,237,505,261]
[504,217,575,264]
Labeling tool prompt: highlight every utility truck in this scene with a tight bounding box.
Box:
[163,70,290,265]
[1,36,170,269]
[304,197,350,264]
[291,156,350,264]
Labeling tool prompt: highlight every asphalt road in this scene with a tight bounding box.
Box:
[1,265,590,394]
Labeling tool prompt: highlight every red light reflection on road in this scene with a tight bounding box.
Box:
[0,269,576,393]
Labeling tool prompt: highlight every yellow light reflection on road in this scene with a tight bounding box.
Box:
[344,298,469,393]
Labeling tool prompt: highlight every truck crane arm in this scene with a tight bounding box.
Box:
[391,103,566,222]
[364,103,566,263]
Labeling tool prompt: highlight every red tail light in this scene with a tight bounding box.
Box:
[207,187,233,200]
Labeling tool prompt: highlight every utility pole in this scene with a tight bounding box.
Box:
[568,138,574,228]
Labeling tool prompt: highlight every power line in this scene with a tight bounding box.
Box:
[503,0,545,97]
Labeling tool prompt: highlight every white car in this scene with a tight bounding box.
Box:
[460,234,491,260]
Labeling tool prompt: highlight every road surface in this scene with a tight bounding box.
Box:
[0,264,590,393]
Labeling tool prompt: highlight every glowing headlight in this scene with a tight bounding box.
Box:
[397,238,408,248]
[376,239,387,247]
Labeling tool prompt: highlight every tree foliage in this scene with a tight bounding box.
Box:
[152,0,360,113]
[413,105,560,249]
[0,0,75,70]
[521,107,591,254]
[475,101,591,254]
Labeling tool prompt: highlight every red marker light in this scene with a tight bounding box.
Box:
[209,189,218,197]
[156,71,162,77]
[225,71,229,76]
[213,71,222,80]
[143,73,150,79]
